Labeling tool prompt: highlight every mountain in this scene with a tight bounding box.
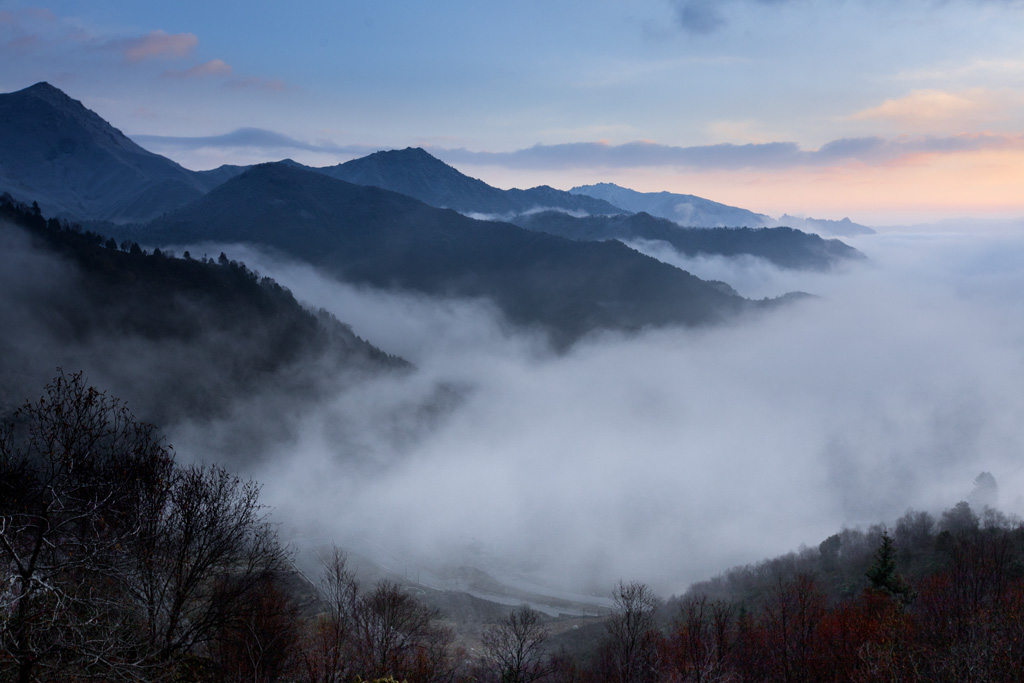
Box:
[572,182,875,237]
[511,211,865,271]
[0,83,230,223]
[773,214,875,237]
[570,182,772,228]
[317,147,625,218]
[0,192,401,427]
[144,162,759,345]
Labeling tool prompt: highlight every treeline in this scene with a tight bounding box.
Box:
[0,193,402,426]
[5,373,1024,682]
[0,373,537,683]
[646,507,1024,682]
[0,192,395,361]
[0,372,289,682]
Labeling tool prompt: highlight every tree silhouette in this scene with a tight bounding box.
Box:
[480,606,553,683]
[865,532,912,604]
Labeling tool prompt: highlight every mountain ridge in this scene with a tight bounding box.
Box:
[0,82,217,223]
[512,210,865,271]
[571,182,771,228]
[571,182,875,236]
[143,162,765,345]
[0,190,403,428]
[318,147,625,218]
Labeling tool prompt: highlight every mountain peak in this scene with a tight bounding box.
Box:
[0,82,206,223]
[6,81,120,134]
[16,81,83,110]
[364,146,448,166]
[23,81,61,93]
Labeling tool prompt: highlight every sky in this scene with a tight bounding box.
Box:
[3,1,1024,222]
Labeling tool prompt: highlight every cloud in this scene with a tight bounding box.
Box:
[0,7,57,55]
[434,133,1024,171]
[130,127,372,156]
[668,0,1024,34]
[898,58,1024,83]
[164,231,1024,597]
[671,0,728,34]
[118,29,197,62]
[162,58,233,80]
[669,0,801,34]
[850,88,1022,134]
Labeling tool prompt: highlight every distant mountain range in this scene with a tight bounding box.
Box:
[570,183,874,237]
[512,211,864,271]
[570,182,770,228]
[774,213,875,237]
[0,81,871,238]
[317,147,622,218]
[0,81,866,343]
[142,162,759,345]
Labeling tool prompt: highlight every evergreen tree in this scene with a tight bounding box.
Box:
[865,532,913,604]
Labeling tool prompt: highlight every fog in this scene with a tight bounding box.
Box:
[163,230,1024,597]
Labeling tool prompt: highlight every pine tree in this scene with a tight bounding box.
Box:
[866,532,913,604]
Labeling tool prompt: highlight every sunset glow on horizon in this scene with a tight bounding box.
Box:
[3,0,1024,225]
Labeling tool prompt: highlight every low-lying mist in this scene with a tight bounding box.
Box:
[165,229,1024,597]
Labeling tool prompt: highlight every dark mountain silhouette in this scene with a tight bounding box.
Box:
[317,147,625,217]
[0,192,402,428]
[512,210,865,271]
[571,182,771,227]
[0,83,227,223]
[144,162,762,345]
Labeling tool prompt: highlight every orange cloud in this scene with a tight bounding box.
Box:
[122,30,197,62]
[849,88,1017,134]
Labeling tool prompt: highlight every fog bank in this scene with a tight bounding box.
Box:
[168,231,1024,596]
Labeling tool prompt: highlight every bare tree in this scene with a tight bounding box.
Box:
[0,371,174,682]
[298,549,359,683]
[480,605,554,683]
[1,372,292,681]
[299,550,456,683]
[352,580,441,678]
[119,463,291,663]
[669,595,735,683]
[600,581,662,683]
[212,572,302,683]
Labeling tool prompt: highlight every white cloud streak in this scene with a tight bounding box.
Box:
[129,130,1024,172]
[434,134,1024,171]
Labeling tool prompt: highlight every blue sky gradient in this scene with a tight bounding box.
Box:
[3,0,1024,223]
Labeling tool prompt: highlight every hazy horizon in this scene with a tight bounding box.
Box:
[150,226,1024,597]
[4,1,1024,224]
[5,0,1024,601]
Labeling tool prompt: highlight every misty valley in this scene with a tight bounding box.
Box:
[5,82,1024,682]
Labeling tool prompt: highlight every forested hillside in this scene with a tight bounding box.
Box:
[0,193,402,427]
[6,374,1019,683]
[512,211,864,271]
[143,162,759,346]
